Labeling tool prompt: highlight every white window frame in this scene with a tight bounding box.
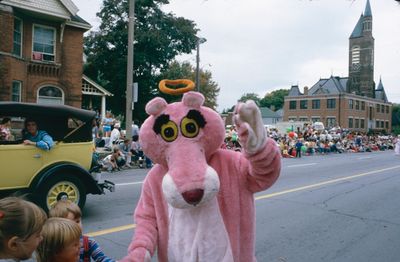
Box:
[11,81,22,102]
[37,86,64,105]
[32,24,56,62]
[13,17,23,57]
[326,117,336,128]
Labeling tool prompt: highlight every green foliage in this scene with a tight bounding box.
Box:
[157,61,219,110]
[392,103,400,126]
[259,89,289,110]
[238,93,260,105]
[83,0,199,122]
[392,103,400,134]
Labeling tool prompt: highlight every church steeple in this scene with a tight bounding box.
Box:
[364,0,372,17]
[347,0,375,98]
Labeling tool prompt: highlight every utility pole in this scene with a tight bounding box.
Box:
[125,0,135,139]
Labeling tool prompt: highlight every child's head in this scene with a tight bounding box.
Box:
[37,217,81,262]
[0,197,47,260]
[49,199,82,230]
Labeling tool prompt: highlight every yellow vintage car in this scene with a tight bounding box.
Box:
[0,102,114,212]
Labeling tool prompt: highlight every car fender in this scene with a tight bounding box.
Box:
[30,162,103,195]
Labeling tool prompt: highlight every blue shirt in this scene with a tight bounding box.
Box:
[24,130,54,150]
[80,236,115,262]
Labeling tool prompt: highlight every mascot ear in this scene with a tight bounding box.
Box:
[146,97,168,116]
[182,91,205,109]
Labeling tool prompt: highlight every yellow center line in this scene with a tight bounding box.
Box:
[86,165,400,237]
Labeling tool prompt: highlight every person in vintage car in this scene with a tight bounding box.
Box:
[0,117,12,141]
[22,119,54,151]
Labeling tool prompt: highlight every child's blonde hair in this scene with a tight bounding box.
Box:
[37,217,81,262]
[0,197,47,252]
[48,199,82,219]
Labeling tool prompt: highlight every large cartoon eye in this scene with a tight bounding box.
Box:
[160,121,178,142]
[181,117,200,138]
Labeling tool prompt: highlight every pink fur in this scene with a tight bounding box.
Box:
[121,92,281,262]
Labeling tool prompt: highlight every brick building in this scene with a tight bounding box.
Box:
[0,0,91,108]
[283,0,392,133]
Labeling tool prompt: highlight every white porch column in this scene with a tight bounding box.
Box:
[101,95,106,120]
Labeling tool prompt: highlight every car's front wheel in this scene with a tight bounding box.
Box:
[37,174,86,212]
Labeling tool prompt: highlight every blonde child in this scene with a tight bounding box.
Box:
[0,197,47,262]
[36,217,81,262]
[49,200,115,262]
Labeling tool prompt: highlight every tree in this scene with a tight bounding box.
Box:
[157,61,219,109]
[259,89,289,110]
[392,103,400,134]
[84,0,199,122]
[238,93,261,105]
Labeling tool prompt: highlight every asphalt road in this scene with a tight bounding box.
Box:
[82,150,400,262]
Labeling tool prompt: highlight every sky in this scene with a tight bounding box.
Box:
[73,0,400,112]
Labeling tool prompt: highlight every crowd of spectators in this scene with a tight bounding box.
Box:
[223,124,398,159]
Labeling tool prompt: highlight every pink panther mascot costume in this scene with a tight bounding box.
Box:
[122,89,281,261]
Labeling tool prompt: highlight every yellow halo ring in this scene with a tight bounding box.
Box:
[159,79,195,95]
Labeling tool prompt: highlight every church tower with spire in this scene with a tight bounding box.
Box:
[347,0,375,98]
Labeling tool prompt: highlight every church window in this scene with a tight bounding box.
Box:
[363,21,372,31]
[351,46,360,65]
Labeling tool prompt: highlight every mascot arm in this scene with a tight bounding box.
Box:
[120,182,156,262]
[234,100,281,193]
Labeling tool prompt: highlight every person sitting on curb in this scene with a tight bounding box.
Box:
[22,119,54,151]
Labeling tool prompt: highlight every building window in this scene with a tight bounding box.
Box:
[363,21,372,31]
[12,81,22,102]
[381,105,385,113]
[381,121,385,128]
[311,117,320,123]
[349,118,353,128]
[288,117,297,121]
[289,101,297,110]
[375,120,379,128]
[327,99,336,109]
[360,119,365,129]
[348,99,353,109]
[361,101,365,111]
[385,121,389,129]
[355,119,359,128]
[312,99,320,109]
[386,106,389,114]
[326,118,336,128]
[13,18,22,56]
[352,46,360,65]
[355,100,360,110]
[300,100,308,109]
[37,86,63,105]
[32,25,56,62]
[299,118,308,122]
[376,104,380,113]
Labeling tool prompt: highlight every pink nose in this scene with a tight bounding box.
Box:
[182,189,204,205]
